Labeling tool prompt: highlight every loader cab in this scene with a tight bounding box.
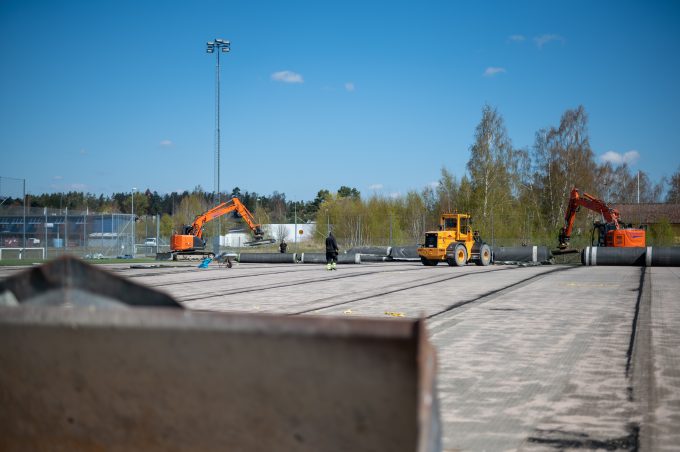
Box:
[440,213,472,240]
[442,216,457,231]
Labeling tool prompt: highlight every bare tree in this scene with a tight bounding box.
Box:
[667,166,680,203]
[275,224,289,243]
[532,106,596,229]
[437,167,458,212]
[598,163,664,204]
[403,191,427,243]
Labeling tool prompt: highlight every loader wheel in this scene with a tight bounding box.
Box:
[476,244,491,266]
[453,244,467,267]
[420,257,438,266]
[446,258,456,266]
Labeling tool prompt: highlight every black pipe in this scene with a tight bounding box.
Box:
[357,254,390,262]
[300,253,360,264]
[581,247,646,266]
[346,246,392,256]
[581,246,680,267]
[389,246,420,260]
[647,247,680,266]
[237,253,298,264]
[493,246,552,264]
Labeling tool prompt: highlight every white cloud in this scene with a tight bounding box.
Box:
[599,150,640,165]
[79,148,88,155]
[508,34,526,42]
[271,70,304,84]
[69,183,87,191]
[534,34,565,49]
[483,67,506,77]
[53,175,63,180]
[389,192,401,199]
[368,183,383,190]
[344,82,355,92]
[159,139,173,147]
[429,181,439,189]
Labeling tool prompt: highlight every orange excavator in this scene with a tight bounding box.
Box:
[164,197,274,260]
[557,187,645,253]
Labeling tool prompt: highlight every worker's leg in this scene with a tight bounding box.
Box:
[331,254,337,270]
[326,252,332,270]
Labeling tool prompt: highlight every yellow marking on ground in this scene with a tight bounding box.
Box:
[384,311,405,317]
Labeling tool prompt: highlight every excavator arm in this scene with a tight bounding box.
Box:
[171,197,268,254]
[187,198,263,240]
[558,187,622,249]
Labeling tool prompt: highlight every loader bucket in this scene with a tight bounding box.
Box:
[0,257,440,452]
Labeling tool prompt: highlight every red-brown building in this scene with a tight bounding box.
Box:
[613,203,680,245]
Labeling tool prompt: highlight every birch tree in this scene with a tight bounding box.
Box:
[466,105,516,222]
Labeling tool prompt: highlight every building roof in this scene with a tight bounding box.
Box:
[612,203,680,224]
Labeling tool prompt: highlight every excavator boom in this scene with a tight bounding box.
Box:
[165,198,273,260]
[187,198,264,240]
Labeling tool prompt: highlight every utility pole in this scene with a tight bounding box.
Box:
[206,38,230,254]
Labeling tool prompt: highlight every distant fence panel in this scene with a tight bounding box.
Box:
[0,206,135,260]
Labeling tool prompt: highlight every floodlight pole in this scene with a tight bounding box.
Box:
[206,38,230,254]
[131,187,136,257]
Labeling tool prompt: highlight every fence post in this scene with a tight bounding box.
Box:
[491,210,495,250]
[156,214,160,254]
[44,207,48,260]
[64,207,68,252]
[22,179,26,259]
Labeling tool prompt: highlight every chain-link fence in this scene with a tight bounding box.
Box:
[0,205,148,260]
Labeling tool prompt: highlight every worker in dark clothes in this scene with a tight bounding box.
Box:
[279,240,287,253]
[325,231,339,270]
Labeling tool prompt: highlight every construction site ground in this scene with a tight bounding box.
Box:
[1,261,678,451]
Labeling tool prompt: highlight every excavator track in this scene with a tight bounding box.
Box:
[156,251,215,261]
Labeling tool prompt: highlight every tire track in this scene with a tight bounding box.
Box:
[288,266,515,315]
[176,265,440,302]
[426,265,580,335]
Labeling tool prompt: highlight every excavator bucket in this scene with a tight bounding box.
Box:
[551,247,580,256]
[0,257,440,452]
[244,237,277,246]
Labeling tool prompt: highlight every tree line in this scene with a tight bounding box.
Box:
[315,105,679,247]
[4,105,680,247]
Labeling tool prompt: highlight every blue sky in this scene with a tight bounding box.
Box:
[1,0,679,201]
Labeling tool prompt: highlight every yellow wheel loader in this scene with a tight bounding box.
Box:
[417,213,491,267]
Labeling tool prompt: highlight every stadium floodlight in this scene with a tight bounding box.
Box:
[206,38,230,254]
